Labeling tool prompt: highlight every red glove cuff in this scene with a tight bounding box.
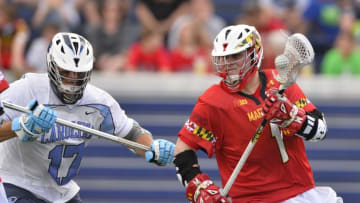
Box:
[185,173,230,203]
[185,173,211,202]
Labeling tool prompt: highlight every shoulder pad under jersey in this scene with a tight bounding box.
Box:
[199,83,235,110]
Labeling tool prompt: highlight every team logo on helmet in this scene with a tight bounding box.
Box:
[222,43,228,51]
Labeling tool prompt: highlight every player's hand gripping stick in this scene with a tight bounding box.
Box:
[2,101,151,151]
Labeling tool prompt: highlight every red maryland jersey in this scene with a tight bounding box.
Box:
[178,69,316,203]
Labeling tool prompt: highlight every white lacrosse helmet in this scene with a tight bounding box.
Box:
[212,24,263,92]
[47,32,94,104]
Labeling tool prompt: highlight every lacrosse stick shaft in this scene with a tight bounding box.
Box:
[223,118,266,195]
[222,85,285,196]
[2,101,151,151]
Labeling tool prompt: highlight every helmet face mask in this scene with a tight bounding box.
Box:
[47,33,94,104]
[213,48,257,87]
[211,25,263,92]
[48,60,91,104]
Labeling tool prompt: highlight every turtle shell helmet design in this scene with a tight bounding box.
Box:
[47,32,94,104]
[212,24,263,92]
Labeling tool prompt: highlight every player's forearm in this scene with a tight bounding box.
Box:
[174,138,203,187]
[0,121,17,142]
[124,120,153,156]
[174,138,196,156]
[134,133,153,156]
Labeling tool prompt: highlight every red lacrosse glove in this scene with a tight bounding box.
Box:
[262,88,306,136]
[185,173,231,203]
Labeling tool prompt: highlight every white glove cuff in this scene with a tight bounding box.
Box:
[152,140,160,161]
[16,115,41,139]
[308,117,327,142]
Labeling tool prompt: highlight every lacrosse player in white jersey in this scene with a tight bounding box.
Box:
[0,32,175,203]
[0,71,9,202]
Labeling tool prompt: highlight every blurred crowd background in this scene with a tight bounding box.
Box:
[1,0,360,80]
[1,1,360,203]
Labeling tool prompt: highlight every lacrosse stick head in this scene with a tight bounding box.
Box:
[275,33,314,90]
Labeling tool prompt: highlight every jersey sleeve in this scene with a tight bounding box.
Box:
[178,101,218,158]
[100,92,133,138]
[285,83,316,112]
[0,71,9,92]
[0,75,33,121]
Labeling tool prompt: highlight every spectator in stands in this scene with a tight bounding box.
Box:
[32,0,80,32]
[235,0,286,70]
[236,0,285,35]
[262,29,288,70]
[126,29,171,72]
[135,0,190,46]
[87,0,139,72]
[26,23,60,73]
[0,3,29,78]
[169,20,212,74]
[302,0,354,73]
[168,0,225,50]
[321,31,360,76]
[12,0,38,27]
[275,0,308,34]
[76,0,101,37]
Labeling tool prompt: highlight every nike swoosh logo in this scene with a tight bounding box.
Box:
[85,111,96,115]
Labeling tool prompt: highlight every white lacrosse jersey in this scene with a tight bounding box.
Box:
[0,73,134,202]
[0,178,7,202]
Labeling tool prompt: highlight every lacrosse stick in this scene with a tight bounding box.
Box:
[1,101,151,151]
[222,33,314,196]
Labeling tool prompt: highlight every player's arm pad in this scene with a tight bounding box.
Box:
[124,120,152,142]
[173,150,202,186]
[296,109,327,142]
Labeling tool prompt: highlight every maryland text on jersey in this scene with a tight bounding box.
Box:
[185,119,215,142]
[247,107,263,122]
[40,121,93,144]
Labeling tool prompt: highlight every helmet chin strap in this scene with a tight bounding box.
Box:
[221,67,257,93]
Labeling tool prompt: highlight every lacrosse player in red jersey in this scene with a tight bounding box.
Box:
[173,24,342,203]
